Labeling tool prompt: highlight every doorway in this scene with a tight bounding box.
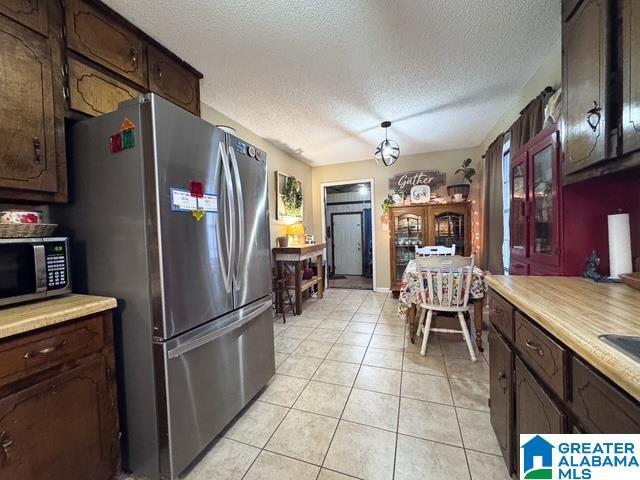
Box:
[322,181,374,290]
[332,212,363,275]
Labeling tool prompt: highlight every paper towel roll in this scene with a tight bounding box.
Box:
[608,213,633,279]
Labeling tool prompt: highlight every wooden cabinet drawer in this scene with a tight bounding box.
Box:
[515,312,566,399]
[0,315,105,386]
[148,45,200,115]
[65,0,147,87]
[0,0,48,36]
[489,291,513,340]
[570,356,640,433]
[67,57,143,116]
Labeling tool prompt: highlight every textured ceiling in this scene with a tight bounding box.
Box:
[103,0,561,165]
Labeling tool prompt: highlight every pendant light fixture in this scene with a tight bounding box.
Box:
[375,121,400,167]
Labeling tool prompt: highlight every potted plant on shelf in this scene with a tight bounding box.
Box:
[447,158,475,200]
[283,176,303,218]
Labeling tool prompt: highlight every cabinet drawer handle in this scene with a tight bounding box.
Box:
[0,431,12,465]
[32,137,41,164]
[497,371,507,390]
[130,48,138,69]
[586,101,602,132]
[525,339,544,357]
[154,63,163,80]
[24,340,66,359]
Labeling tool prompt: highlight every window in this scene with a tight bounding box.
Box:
[501,134,511,274]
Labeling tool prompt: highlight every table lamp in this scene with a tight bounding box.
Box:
[287,223,305,245]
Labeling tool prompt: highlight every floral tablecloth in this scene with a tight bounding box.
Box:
[398,260,487,317]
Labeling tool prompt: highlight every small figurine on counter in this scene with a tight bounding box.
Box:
[582,250,616,283]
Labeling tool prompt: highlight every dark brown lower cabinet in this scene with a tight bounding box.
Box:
[0,311,119,480]
[570,357,640,433]
[488,288,640,475]
[489,326,514,473]
[515,357,567,436]
[0,356,117,479]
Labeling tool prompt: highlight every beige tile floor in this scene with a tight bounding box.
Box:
[124,288,509,480]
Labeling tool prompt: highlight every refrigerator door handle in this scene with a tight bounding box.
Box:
[228,146,245,291]
[166,298,271,358]
[218,142,236,294]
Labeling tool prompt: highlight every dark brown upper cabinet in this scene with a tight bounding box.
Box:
[65,0,147,87]
[622,0,640,156]
[562,0,609,177]
[0,14,58,193]
[67,56,143,116]
[0,0,48,36]
[148,45,200,116]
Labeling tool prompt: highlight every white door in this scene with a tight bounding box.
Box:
[333,213,362,275]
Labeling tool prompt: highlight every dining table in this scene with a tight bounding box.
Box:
[397,259,488,351]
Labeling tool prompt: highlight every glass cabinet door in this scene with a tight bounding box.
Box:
[394,213,422,284]
[511,155,527,258]
[529,137,559,266]
[433,212,465,255]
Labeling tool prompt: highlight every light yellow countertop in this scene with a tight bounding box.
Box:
[0,294,117,340]
[486,276,640,401]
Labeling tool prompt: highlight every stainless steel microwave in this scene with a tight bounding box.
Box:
[0,237,71,307]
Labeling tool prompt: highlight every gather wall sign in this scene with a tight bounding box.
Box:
[388,170,447,195]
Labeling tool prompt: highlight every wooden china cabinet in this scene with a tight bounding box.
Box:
[389,202,471,294]
[510,126,562,276]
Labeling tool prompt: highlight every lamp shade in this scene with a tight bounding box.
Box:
[286,223,305,236]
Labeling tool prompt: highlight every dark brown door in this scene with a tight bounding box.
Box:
[515,357,566,435]
[148,45,200,115]
[562,0,609,176]
[562,0,584,21]
[429,204,469,256]
[622,0,640,156]
[0,0,48,36]
[515,358,566,474]
[489,326,514,474]
[65,0,147,87]
[67,57,143,116]
[0,356,118,480]
[0,15,57,193]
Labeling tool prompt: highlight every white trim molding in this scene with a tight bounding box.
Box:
[320,178,377,291]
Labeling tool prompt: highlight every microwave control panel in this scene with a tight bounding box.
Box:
[45,242,68,289]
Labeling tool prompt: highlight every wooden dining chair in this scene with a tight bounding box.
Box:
[415,244,456,257]
[415,254,477,361]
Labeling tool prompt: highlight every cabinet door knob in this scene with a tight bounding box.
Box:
[130,48,138,69]
[32,137,41,164]
[0,431,12,465]
[154,63,163,80]
[586,101,602,132]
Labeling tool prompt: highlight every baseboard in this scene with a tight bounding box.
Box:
[373,287,390,293]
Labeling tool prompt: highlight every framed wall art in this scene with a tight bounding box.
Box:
[276,171,304,221]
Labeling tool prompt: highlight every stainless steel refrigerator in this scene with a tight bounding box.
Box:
[55,94,275,479]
